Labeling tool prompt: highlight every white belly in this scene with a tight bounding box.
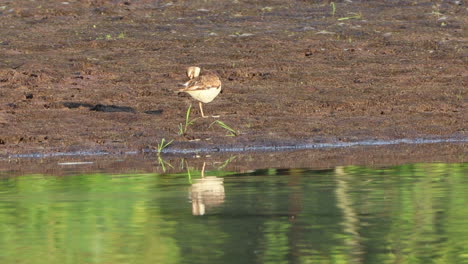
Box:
[185,87,221,103]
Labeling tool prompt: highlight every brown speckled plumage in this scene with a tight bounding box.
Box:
[178,66,222,117]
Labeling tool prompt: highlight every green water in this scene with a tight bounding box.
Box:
[0,163,467,264]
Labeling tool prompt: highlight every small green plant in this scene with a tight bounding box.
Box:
[330,2,336,17]
[337,12,362,21]
[95,33,125,41]
[178,105,197,135]
[210,120,239,136]
[157,138,173,154]
[455,89,463,101]
[261,6,273,12]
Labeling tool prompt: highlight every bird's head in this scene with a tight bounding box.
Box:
[187,66,201,79]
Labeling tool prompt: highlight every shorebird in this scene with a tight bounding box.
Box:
[179,66,222,118]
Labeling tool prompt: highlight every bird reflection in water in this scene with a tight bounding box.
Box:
[189,162,225,216]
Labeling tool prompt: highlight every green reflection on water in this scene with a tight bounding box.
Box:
[0,163,467,264]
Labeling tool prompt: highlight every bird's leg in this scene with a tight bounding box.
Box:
[199,102,207,118]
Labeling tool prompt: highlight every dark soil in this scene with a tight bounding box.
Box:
[0,0,466,156]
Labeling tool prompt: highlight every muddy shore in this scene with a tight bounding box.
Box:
[0,142,465,176]
[0,0,466,157]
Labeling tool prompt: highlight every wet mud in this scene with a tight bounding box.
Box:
[1,142,466,176]
[0,0,466,156]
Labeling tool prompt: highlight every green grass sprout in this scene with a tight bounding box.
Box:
[337,12,362,21]
[330,2,336,17]
[157,138,173,154]
[178,105,197,135]
[210,120,239,137]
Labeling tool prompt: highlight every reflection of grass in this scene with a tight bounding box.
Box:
[185,160,192,184]
[210,120,239,136]
[337,12,362,21]
[184,161,207,183]
[157,155,173,172]
[178,105,197,135]
[217,156,237,170]
[166,162,238,178]
[156,138,173,172]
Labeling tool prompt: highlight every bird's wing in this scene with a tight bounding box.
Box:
[179,75,221,91]
[179,79,203,91]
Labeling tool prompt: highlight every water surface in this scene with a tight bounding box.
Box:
[0,163,467,264]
